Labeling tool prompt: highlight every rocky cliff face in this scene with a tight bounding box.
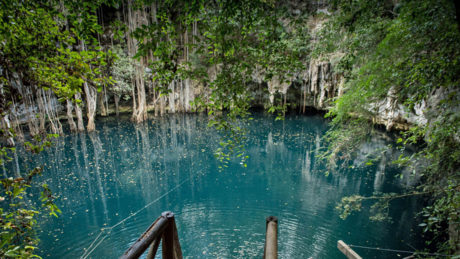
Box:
[5,2,433,133]
[246,8,431,132]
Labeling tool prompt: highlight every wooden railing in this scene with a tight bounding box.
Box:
[120,213,278,259]
[119,211,182,259]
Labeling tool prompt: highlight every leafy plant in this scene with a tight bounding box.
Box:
[0,134,61,258]
[315,0,460,254]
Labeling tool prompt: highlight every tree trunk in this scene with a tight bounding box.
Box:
[15,76,39,136]
[115,94,120,117]
[299,86,303,114]
[66,99,77,132]
[98,90,107,116]
[303,91,306,114]
[161,95,166,116]
[36,87,46,134]
[23,88,39,136]
[78,37,96,131]
[0,90,15,146]
[284,92,287,117]
[104,85,109,116]
[3,115,15,147]
[1,76,14,146]
[132,78,137,118]
[127,1,148,124]
[184,78,194,113]
[28,92,39,135]
[154,90,159,117]
[132,64,148,123]
[168,80,175,113]
[74,93,85,132]
[11,101,24,142]
[338,76,344,98]
[178,79,183,112]
[42,90,58,134]
[49,91,63,134]
[83,82,97,132]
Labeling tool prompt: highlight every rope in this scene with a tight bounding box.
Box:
[79,231,105,259]
[349,245,452,257]
[79,173,199,259]
[80,229,111,259]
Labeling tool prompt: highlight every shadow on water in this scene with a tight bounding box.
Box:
[3,111,432,258]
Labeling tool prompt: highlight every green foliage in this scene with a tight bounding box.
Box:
[0,0,75,99]
[111,20,128,42]
[0,0,113,106]
[316,0,460,254]
[5,0,459,255]
[0,134,61,259]
[109,45,135,94]
[132,0,312,164]
[0,0,112,257]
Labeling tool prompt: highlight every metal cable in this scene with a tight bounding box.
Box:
[79,173,200,259]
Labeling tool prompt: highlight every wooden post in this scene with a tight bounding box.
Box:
[337,241,362,259]
[161,212,174,259]
[161,211,183,259]
[263,216,278,259]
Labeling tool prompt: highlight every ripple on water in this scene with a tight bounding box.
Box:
[3,112,431,259]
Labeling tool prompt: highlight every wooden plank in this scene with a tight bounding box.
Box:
[337,240,362,259]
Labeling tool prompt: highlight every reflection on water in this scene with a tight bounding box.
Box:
[4,112,429,258]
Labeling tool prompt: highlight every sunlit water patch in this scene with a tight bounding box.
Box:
[3,111,430,258]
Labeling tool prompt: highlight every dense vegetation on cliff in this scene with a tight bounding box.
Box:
[315,0,460,254]
[1,0,459,257]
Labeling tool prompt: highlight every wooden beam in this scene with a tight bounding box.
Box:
[337,240,362,259]
[263,216,278,259]
[146,238,161,259]
[119,217,169,259]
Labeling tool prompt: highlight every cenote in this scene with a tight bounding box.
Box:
[4,111,429,259]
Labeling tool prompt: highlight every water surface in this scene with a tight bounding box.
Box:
[5,111,429,258]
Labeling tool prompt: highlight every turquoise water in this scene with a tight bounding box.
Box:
[4,111,429,258]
